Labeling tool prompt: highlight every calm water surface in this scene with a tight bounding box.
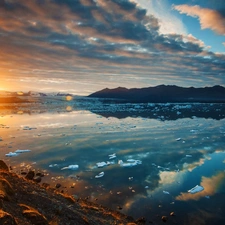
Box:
[0,102,225,225]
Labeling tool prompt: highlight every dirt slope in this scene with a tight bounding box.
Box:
[0,160,143,225]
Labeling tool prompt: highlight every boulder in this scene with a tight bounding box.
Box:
[0,160,9,172]
[0,210,17,225]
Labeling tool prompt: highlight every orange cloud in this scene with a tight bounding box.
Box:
[173,5,225,35]
[176,172,225,201]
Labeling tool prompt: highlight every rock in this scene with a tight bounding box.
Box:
[36,172,44,177]
[20,204,48,225]
[55,183,61,189]
[20,171,27,175]
[136,217,146,223]
[0,160,9,172]
[0,178,14,199]
[170,212,175,216]
[162,216,168,222]
[42,183,50,188]
[25,171,35,180]
[0,209,17,225]
[33,176,42,183]
[0,189,8,201]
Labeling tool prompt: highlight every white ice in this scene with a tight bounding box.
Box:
[118,159,142,167]
[61,165,79,170]
[5,152,18,157]
[96,162,108,168]
[15,149,31,153]
[109,153,116,160]
[188,185,204,194]
[95,171,104,178]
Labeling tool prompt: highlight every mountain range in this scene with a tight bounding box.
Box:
[88,85,225,103]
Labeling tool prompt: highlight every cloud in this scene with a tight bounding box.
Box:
[132,0,187,35]
[0,0,225,93]
[173,4,225,35]
[176,172,225,201]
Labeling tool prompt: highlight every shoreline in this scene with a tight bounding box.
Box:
[0,160,144,225]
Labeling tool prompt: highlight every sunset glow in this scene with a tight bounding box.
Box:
[0,0,224,95]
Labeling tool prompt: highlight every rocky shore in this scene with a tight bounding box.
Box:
[0,160,143,225]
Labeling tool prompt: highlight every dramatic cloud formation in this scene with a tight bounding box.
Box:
[0,0,225,94]
[132,0,187,35]
[173,4,225,35]
[176,172,225,201]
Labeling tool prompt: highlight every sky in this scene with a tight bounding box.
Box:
[0,0,225,95]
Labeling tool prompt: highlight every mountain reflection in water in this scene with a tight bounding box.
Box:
[0,99,225,224]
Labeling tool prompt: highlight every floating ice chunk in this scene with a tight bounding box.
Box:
[109,153,116,160]
[23,126,36,130]
[203,146,211,150]
[61,165,79,170]
[186,154,192,157]
[118,159,142,167]
[96,162,108,168]
[5,152,18,157]
[23,126,31,130]
[205,195,210,199]
[188,185,204,194]
[95,171,104,178]
[15,149,31,153]
[190,129,197,133]
[49,164,58,168]
[163,190,170,195]
[176,138,181,141]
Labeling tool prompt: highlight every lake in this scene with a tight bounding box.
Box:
[1,98,225,225]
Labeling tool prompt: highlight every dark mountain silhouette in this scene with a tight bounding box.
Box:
[88,85,225,103]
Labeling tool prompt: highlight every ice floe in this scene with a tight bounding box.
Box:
[61,165,79,170]
[23,126,37,130]
[109,153,116,160]
[95,171,104,178]
[15,149,31,153]
[49,164,58,168]
[96,162,108,168]
[5,152,19,157]
[163,190,170,195]
[5,149,31,157]
[188,185,204,194]
[118,159,142,167]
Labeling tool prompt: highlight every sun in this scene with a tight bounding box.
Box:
[0,81,8,91]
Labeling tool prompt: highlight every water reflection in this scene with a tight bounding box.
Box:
[0,100,225,224]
